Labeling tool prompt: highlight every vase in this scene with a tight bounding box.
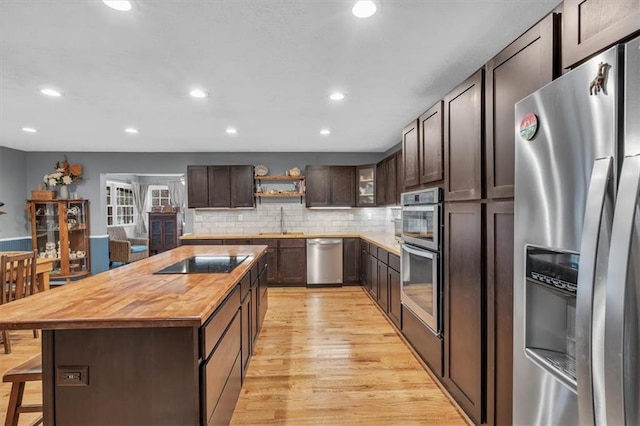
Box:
[59,185,69,199]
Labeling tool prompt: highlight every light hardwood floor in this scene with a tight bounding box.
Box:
[1,287,468,425]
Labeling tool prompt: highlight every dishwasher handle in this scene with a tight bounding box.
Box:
[307,238,343,245]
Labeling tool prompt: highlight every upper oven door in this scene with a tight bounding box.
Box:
[401,204,439,251]
[401,243,440,335]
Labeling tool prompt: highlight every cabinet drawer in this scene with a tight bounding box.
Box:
[207,352,242,426]
[180,239,223,246]
[203,312,241,424]
[258,254,267,275]
[239,273,250,301]
[253,238,278,248]
[279,238,305,248]
[201,286,240,359]
[377,247,389,264]
[388,253,400,271]
[250,263,259,287]
[224,239,252,245]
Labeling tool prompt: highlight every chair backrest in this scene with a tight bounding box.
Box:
[1,250,38,305]
[107,226,128,241]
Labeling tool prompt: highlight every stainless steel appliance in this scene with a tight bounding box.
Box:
[400,188,440,251]
[306,238,343,286]
[514,37,640,425]
[400,187,443,335]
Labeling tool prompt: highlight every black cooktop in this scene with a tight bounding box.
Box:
[154,255,248,274]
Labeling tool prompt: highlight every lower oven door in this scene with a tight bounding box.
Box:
[400,243,440,335]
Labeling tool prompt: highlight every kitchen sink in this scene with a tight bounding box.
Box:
[258,232,304,236]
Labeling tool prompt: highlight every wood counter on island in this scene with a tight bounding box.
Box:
[0,245,268,426]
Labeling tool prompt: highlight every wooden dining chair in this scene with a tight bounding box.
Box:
[0,250,39,354]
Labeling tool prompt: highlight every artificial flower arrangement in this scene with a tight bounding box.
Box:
[43,156,83,187]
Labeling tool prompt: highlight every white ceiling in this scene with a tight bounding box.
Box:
[0,0,560,153]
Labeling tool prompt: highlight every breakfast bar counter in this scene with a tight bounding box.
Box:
[0,245,269,426]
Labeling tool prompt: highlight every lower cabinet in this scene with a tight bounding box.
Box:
[253,238,306,286]
[387,257,401,329]
[343,238,360,284]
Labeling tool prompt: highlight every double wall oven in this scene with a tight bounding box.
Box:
[400,187,443,336]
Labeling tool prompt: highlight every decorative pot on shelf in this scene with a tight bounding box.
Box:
[59,185,69,199]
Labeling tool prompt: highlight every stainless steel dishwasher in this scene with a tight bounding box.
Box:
[306,238,343,286]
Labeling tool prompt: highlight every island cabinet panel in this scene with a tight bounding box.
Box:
[485,14,557,200]
[343,237,361,284]
[48,327,201,426]
[241,289,251,378]
[444,69,484,202]
[563,0,640,69]
[202,285,241,358]
[258,265,268,331]
[402,119,420,188]
[444,202,485,424]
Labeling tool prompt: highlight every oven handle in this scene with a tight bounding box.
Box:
[401,243,436,259]
[402,205,436,212]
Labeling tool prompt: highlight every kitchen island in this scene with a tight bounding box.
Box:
[0,245,268,425]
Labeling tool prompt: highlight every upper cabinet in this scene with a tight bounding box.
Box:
[485,13,558,200]
[419,101,444,185]
[356,165,376,207]
[305,166,355,207]
[563,0,640,69]
[402,120,420,188]
[444,69,484,202]
[187,165,254,208]
[376,151,402,206]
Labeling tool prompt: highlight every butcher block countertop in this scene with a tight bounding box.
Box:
[181,231,401,256]
[0,245,266,331]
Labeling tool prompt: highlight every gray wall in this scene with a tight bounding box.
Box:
[4,149,385,238]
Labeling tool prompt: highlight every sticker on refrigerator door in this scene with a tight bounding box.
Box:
[519,112,538,141]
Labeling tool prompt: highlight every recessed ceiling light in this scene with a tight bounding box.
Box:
[124,127,139,134]
[352,1,377,18]
[103,1,132,11]
[189,89,208,99]
[40,88,62,97]
[226,128,238,134]
[22,127,38,133]
[320,129,331,135]
[329,92,345,101]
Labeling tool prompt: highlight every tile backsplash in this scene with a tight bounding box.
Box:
[191,203,400,235]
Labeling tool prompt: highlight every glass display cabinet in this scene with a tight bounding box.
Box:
[27,199,91,281]
[357,165,376,206]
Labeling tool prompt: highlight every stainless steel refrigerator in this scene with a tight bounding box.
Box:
[513,36,639,425]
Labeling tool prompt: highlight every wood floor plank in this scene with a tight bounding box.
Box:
[1,287,468,425]
[231,287,468,425]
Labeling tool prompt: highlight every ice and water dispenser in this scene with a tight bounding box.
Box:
[524,245,580,391]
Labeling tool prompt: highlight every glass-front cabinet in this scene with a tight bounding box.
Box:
[357,165,376,206]
[27,199,91,281]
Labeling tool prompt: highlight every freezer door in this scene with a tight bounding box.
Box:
[513,45,620,425]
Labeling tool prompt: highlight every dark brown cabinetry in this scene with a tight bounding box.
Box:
[486,201,514,426]
[377,258,389,312]
[444,69,484,202]
[356,165,376,206]
[278,239,306,284]
[148,212,183,254]
[343,238,361,284]
[563,0,640,69]
[360,240,371,291]
[485,14,557,200]
[444,202,484,424]
[402,120,420,188]
[395,151,403,204]
[305,166,355,207]
[187,165,254,208]
[387,255,401,329]
[402,305,444,377]
[376,152,402,205]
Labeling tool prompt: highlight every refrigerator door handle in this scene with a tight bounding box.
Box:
[576,156,614,425]
[605,154,640,426]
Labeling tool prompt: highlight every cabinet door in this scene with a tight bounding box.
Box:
[241,292,251,378]
[486,201,514,426]
[305,166,330,207]
[208,166,231,208]
[444,69,484,202]
[330,166,356,207]
[563,0,640,69]
[388,265,401,329]
[357,165,376,207]
[187,166,209,208]
[402,119,420,188]
[377,260,388,312]
[444,202,484,424]
[385,155,397,206]
[395,150,403,204]
[486,14,557,200]
[360,241,370,290]
[368,252,378,298]
[419,101,444,184]
[278,239,306,284]
[342,238,360,284]
[375,161,386,205]
[230,165,255,208]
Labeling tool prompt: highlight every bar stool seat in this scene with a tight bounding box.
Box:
[2,355,42,426]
